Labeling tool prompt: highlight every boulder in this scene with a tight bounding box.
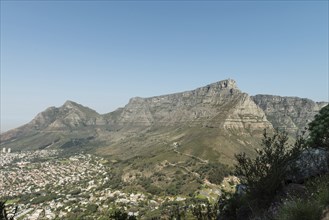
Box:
[286,148,329,183]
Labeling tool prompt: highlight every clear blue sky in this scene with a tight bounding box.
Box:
[1,1,328,132]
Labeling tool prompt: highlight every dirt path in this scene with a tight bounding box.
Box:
[173,149,208,164]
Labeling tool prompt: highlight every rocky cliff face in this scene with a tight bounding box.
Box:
[107,79,272,131]
[251,95,328,134]
[224,94,272,131]
[1,79,326,155]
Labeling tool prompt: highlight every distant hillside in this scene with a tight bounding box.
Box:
[252,95,327,135]
[1,79,327,166]
[0,101,106,151]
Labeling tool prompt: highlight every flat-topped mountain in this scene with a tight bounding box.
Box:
[1,79,327,164]
[106,79,271,131]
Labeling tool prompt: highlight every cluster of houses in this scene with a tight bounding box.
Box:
[0,149,58,167]
[1,149,229,219]
[1,150,164,219]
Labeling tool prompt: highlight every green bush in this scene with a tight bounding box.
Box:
[30,193,57,204]
[218,190,247,220]
[146,185,162,195]
[66,212,91,220]
[69,188,81,195]
[166,183,180,195]
[86,204,98,213]
[235,130,305,207]
[189,198,218,220]
[308,104,329,149]
[317,186,329,207]
[274,172,329,220]
[108,208,137,220]
[158,201,186,219]
[306,174,329,207]
[276,199,322,220]
[197,162,231,184]
[143,208,162,219]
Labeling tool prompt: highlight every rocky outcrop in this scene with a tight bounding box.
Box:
[251,95,327,134]
[287,148,329,183]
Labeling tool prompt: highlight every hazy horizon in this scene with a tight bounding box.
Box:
[1,1,328,132]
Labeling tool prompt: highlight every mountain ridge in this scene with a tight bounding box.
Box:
[1,79,327,162]
[103,79,271,130]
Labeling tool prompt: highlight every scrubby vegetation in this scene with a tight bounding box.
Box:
[276,174,329,220]
[236,130,305,205]
[218,129,305,219]
[277,198,323,220]
[218,104,329,220]
[197,162,231,184]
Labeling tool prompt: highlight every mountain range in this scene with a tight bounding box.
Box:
[1,79,327,165]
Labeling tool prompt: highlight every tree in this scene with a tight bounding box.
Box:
[189,198,218,220]
[218,130,306,219]
[109,208,137,220]
[308,104,329,149]
[235,130,305,206]
[0,201,17,220]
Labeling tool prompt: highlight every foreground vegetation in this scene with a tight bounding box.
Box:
[218,104,329,220]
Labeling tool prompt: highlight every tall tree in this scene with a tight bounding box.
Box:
[308,104,329,149]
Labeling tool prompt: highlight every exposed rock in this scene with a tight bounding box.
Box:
[252,95,327,135]
[109,79,272,132]
[287,148,329,183]
[224,94,272,131]
[318,102,329,109]
[236,184,247,195]
[282,183,307,198]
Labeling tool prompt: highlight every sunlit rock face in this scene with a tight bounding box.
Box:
[113,79,272,131]
[251,95,328,134]
[223,94,272,131]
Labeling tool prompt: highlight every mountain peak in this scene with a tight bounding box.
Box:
[207,79,238,90]
[63,100,80,108]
